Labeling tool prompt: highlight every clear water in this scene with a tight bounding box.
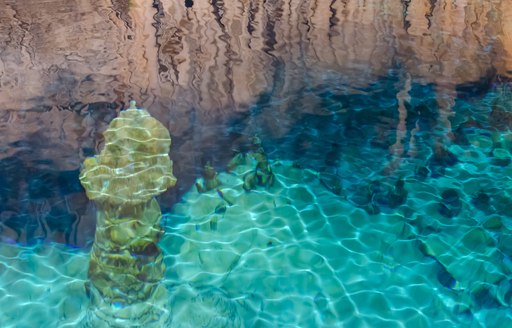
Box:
[1,0,512,327]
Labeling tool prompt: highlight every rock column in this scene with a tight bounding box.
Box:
[79,101,177,327]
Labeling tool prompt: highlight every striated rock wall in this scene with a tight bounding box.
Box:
[1,0,510,114]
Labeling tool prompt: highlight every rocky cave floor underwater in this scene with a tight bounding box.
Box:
[1,86,512,327]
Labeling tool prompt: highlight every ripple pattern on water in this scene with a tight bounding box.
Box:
[1,147,512,326]
[159,157,512,327]
[0,243,89,327]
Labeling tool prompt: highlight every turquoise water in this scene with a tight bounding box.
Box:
[1,0,512,326]
[1,78,512,327]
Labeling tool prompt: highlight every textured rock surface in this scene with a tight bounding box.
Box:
[80,102,175,327]
[80,101,176,205]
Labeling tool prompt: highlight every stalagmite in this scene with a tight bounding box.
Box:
[79,100,176,327]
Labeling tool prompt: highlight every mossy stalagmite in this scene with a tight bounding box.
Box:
[80,101,176,206]
[80,101,175,327]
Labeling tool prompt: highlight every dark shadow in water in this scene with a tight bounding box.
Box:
[0,155,86,246]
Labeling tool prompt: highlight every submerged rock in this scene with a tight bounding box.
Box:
[494,192,512,218]
[427,144,459,177]
[482,216,503,230]
[438,188,462,218]
[349,177,408,214]
[489,106,512,132]
[386,178,408,208]
[318,172,343,196]
[471,189,493,213]
[243,148,274,191]
[414,165,430,180]
[349,183,380,215]
[436,261,458,290]
[196,162,221,193]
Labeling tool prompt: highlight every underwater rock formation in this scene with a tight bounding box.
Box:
[242,137,275,191]
[386,177,408,208]
[79,100,176,327]
[471,189,493,214]
[426,144,459,177]
[227,149,247,172]
[348,177,408,215]
[318,172,344,196]
[438,188,462,218]
[195,162,220,193]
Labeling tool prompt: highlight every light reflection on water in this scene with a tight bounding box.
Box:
[0,1,511,325]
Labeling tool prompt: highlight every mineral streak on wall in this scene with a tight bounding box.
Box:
[156,0,396,115]
[397,0,497,86]
[0,0,511,115]
[156,0,512,118]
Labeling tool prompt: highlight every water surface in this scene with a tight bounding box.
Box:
[0,0,512,327]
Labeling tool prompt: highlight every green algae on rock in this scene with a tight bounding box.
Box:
[242,137,275,191]
[80,100,176,206]
[79,100,176,327]
[195,161,220,193]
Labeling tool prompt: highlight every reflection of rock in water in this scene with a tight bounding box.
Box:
[170,285,245,328]
[0,159,90,246]
[0,101,118,246]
